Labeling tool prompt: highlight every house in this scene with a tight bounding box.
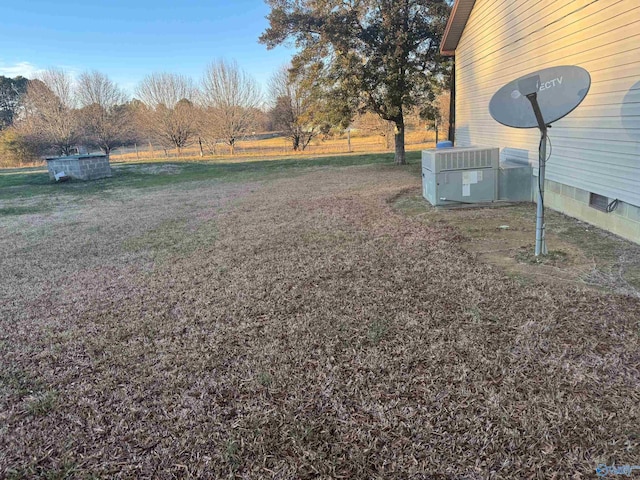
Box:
[441,0,640,244]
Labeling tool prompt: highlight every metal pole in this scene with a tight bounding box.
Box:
[524,91,548,257]
[535,131,547,256]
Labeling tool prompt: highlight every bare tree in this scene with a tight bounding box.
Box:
[41,69,76,110]
[136,73,194,109]
[193,106,219,156]
[199,60,262,154]
[19,69,81,156]
[77,71,126,107]
[269,65,325,151]
[77,71,134,155]
[135,73,197,155]
[352,112,395,149]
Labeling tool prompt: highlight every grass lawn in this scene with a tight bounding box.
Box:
[1,153,638,478]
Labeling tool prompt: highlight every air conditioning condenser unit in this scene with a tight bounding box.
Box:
[422,147,500,206]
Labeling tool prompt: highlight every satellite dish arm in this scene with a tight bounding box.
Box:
[529,96,548,133]
[518,75,548,133]
[524,93,548,134]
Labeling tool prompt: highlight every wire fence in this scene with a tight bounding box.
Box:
[109,130,438,163]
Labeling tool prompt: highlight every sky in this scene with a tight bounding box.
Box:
[0,0,295,95]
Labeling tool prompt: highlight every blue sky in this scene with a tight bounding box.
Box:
[0,0,295,95]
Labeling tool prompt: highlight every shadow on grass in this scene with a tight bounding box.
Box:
[0,152,422,201]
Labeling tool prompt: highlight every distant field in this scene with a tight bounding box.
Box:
[1,153,638,478]
[110,129,438,162]
[0,130,438,170]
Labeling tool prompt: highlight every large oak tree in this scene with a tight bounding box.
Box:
[260,0,450,164]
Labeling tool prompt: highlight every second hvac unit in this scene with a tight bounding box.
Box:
[422,147,499,206]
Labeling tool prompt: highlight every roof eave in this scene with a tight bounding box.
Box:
[440,0,476,57]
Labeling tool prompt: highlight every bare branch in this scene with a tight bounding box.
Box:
[198,60,263,154]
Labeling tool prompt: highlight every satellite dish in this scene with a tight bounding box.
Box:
[489,65,590,129]
[489,65,591,257]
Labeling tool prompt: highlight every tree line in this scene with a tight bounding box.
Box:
[0,61,273,164]
[0,61,351,165]
[1,0,452,166]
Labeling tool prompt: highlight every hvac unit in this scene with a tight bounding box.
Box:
[422,147,499,206]
[498,159,533,202]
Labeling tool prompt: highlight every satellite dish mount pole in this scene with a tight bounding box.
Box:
[492,67,591,257]
[519,76,548,256]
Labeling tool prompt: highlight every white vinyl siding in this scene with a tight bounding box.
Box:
[454,0,640,207]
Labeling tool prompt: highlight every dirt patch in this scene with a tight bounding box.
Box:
[1,164,639,478]
[123,163,184,175]
[392,190,640,297]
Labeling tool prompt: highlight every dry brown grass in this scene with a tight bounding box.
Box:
[110,130,436,163]
[1,163,639,478]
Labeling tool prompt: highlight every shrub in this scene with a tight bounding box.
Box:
[0,128,41,167]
